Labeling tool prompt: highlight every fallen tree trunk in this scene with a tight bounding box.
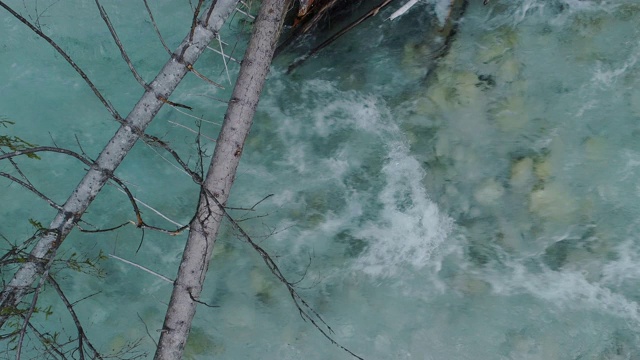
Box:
[153,0,288,358]
[0,0,240,327]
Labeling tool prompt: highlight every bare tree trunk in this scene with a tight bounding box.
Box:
[153,0,288,358]
[0,0,240,327]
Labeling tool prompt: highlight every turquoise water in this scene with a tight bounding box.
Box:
[2,0,640,358]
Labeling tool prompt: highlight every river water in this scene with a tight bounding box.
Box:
[2,0,640,359]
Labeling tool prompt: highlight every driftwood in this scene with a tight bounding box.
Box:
[153,0,289,358]
[279,0,470,72]
[286,0,396,72]
[275,0,340,56]
[0,0,241,328]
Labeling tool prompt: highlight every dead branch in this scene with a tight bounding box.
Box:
[95,0,148,89]
[154,0,289,358]
[108,254,173,284]
[189,0,206,43]
[47,276,103,360]
[207,189,365,360]
[16,265,50,360]
[142,0,172,55]
[0,146,93,166]
[0,0,241,329]
[24,321,68,359]
[225,193,274,211]
[288,0,395,72]
[185,64,225,89]
[0,172,62,211]
[0,1,124,123]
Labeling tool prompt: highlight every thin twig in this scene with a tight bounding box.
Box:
[187,64,225,89]
[206,45,240,63]
[234,5,255,20]
[112,186,185,227]
[225,193,274,211]
[24,320,69,359]
[144,143,192,177]
[157,95,194,109]
[192,93,229,104]
[137,313,158,347]
[204,188,364,360]
[1,148,33,186]
[187,291,219,308]
[142,0,171,55]
[171,106,222,126]
[70,291,101,307]
[0,1,124,123]
[168,121,218,142]
[16,268,49,360]
[47,276,103,360]
[0,146,93,166]
[78,222,130,233]
[0,172,62,211]
[217,34,233,85]
[108,254,173,283]
[189,0,206,43]
[142,135,198,179]
[95,0,148,89]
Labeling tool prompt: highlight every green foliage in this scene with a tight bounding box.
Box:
[28,218,45,230]
[0,303,53,319]
[56,250,107,277]
[0,117,40,159]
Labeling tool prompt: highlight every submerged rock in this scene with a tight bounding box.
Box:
[184,327,224,358]
[452,272,491,296]
[583,136,609,162]
[250,267,275,302]
[509,157,534,191]
[496,56,522,84]
[489,95,529,132]
[529,182,577,222]
[533,156,552,182]
[475,26,518,65]
[474,179,505,206]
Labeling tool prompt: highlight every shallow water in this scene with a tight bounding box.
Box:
[2,0,640,359]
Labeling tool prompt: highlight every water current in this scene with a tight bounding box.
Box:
[2,0,640,359]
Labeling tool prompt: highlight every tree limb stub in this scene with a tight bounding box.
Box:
[153,0,289,359]
[0,0,241,328]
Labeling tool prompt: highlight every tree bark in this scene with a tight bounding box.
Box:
[0,0,240,327]
[153,0,288,358]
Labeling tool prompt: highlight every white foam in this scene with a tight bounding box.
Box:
[353,145,452,277]
[488,260,640,326]
[592,53,638,88]
[259,77,453,278]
